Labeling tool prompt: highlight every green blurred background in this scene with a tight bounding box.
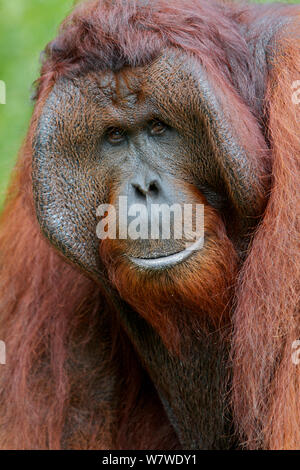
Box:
[0,0,298,206]
[0,0,74,205]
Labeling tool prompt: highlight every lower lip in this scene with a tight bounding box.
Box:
[129,237,204,269]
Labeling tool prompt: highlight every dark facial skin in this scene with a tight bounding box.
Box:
[33,51,268,278]
[32,50,269,449]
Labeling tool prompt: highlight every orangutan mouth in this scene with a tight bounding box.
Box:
[129,236,204,269]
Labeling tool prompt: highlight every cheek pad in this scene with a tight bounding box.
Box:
[32,79,104,278]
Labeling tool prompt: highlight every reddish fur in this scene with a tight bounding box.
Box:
[231,29,300,449]
[100,189,238,352]
[0,0,299,449]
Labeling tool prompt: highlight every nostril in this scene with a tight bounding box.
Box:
[148,181,159,194]
[131,178,160,198]
[132,183,147,197]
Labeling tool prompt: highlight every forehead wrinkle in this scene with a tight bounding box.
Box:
[95,66,145,104]
[83,67,159,128]
[100,98,155,129]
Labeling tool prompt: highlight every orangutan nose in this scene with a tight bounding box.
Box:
[131,172,161,202]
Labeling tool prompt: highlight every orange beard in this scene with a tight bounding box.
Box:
[99,203,238,352]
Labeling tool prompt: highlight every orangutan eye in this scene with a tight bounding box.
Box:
[106,127,126,144]
[149,120,167,136]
